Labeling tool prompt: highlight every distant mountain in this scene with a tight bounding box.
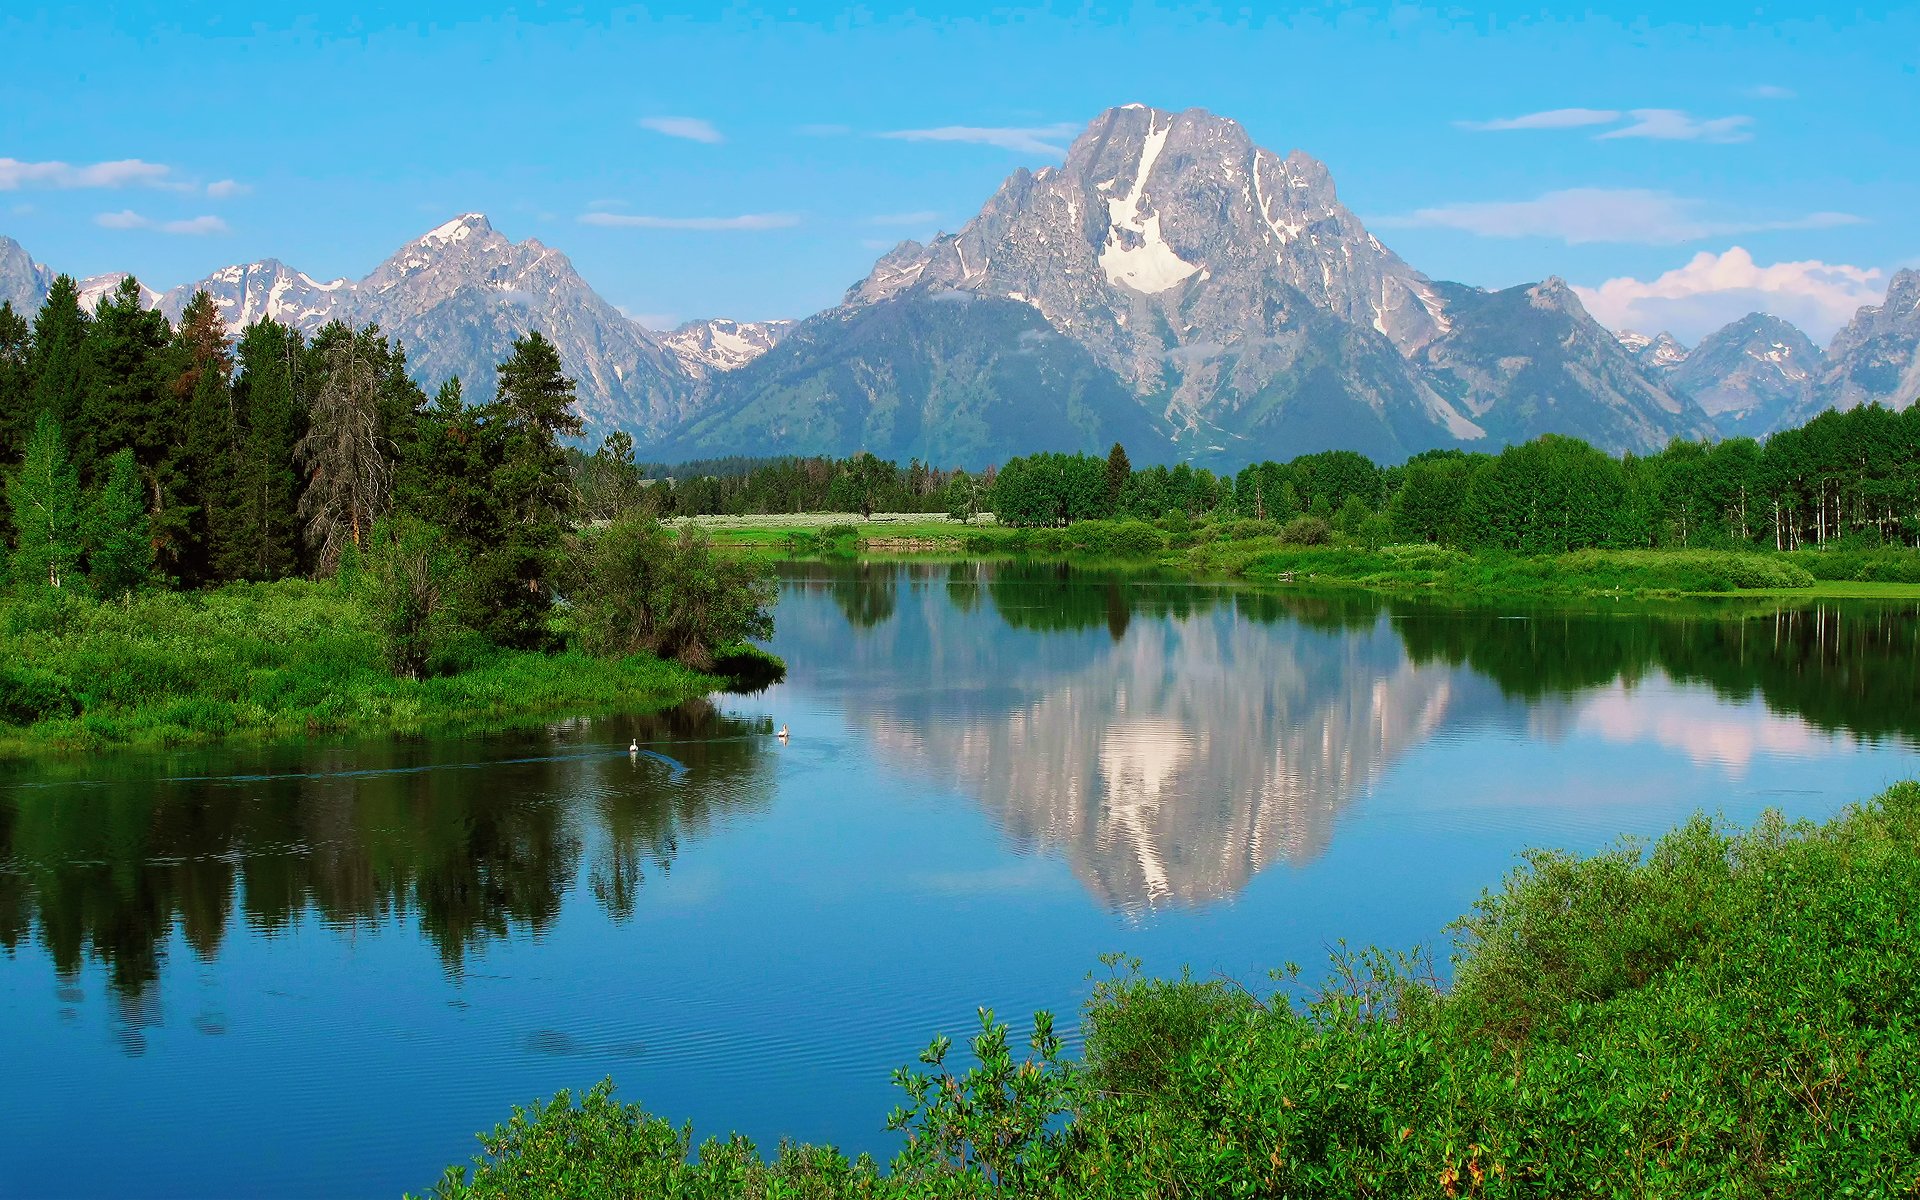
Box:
[0,235,52,316]
[682,104,1712,465]
[1666,313,1823,438]
[346,214,692,434]
[1617,330,1689,374]
[2,216,708,439]
[1811,268,1920,420]
[156,259,350,331]
[659,317,793,379]
[78,272,163,312]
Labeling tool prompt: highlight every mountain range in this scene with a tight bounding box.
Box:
[2,104,1915,467]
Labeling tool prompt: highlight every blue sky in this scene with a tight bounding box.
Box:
[2,2,1914,341]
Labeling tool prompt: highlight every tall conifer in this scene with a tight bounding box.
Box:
[27,276,91,436]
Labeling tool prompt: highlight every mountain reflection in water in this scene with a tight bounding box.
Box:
[780,561,1920,909]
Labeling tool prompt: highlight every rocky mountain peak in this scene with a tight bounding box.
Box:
[1817,268,1920,416]
[1667,311,1819,435]
[659,317,794,379]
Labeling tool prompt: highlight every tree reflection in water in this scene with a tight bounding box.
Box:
[0,701,772,1019]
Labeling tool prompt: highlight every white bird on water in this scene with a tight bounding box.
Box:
[778,725,790,742]
[628,739,639,753]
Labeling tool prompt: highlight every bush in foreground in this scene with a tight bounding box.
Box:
[423,784,1920,1197]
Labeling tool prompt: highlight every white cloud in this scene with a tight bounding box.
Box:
[1375,187,1863,245]
[638,116,724,144]
[1456,107,1622,132]
[579,211,799,231]
[205,179,249,198]
[864,210,940,226]
[93,210,229,235]
[0,157,176,190]
[879,123,1080,155]
[1574,247,1885,342]
[1597,109,1753,143]
[1744,84,1796,100]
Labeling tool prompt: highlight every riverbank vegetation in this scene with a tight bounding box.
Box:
[423,782,1920,1196]
[0,280,775,751]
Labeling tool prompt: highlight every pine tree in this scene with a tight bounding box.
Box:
[174,291,240,584]
[85,448,153,596]
[27,276,92,435]
[0,301,31,463]
[6,412,83,590]
[493,330,582,533]
[232,320,307,580]
[464,331,584,647]
[81,277,184,576]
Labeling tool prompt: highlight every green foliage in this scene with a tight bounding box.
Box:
[420,1080,885,1200]
[84,448,154,597]
[359,516,462,679]
[887,1008,1077,1195]
[572,516,777,670]
[423,790,1920,1196]
[990,451,1112,527]
[6,411,83,590]
[0,580,717,752]
[1277,514,1331,546]
[0,661,80,724]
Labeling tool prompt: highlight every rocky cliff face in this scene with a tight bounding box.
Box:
[346,214,693,433]
[1812,269,1920,419]
[0,235,52,316]
[688,104,1712,465]
[1666,313,1823,437]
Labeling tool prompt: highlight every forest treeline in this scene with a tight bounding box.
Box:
[0,276,772,688]
[651,409,1920,555]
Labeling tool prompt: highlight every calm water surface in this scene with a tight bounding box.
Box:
[4,562,1919,1197]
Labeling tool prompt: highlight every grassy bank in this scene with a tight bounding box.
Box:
[425,783,1920,1197]
[689,511,1920,599]
[0,581,733,755]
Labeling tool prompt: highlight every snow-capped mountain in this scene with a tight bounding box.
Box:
[676,104,1714,465]
[346,214,694,434]
[1618,330,1690,374]
[1664,314,1823,438]
[658,317,794,379]
[77,272,163,313]
[157,260,350,331]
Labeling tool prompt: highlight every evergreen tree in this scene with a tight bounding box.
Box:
[85,448,153,596]
[232,320,307,579]
[0,301,31,463]
[175,291,240,584]
[6,412,83,590]
[81,277,185,578]
[27,276,92,437]
[463,332,583,647]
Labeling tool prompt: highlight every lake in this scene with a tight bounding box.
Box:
[4,560,1918,1197]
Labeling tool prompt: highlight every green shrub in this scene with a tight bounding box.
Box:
[424,787,1920,1196]
[0,664,79,724]
[1278,515,1332,546]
